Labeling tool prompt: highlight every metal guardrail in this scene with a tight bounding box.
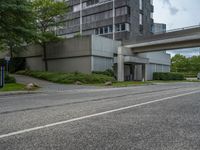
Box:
[154,25,200,35]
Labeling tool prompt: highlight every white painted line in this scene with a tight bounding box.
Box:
[0,90,199,139]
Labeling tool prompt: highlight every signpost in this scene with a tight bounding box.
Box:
[0,66,5,88]
[5,56,10,74]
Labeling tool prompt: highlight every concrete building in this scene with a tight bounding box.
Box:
[57,0,154,41]
[0,0,171,81]
[152,23,166,34]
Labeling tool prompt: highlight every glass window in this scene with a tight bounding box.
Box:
[104,26,108,34]
[116,24,120,32]
[73,4,81,12]
[139,0,143,10]
[108,25,113,33]
[139,14,143,25]
[121,24,126,31]
[100,27,103,34]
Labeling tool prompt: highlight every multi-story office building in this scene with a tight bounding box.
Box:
[57,0,154,41]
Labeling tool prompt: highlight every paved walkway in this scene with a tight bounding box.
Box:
[14,74,100,92]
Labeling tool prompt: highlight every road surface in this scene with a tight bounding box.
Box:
[0,81,200,150]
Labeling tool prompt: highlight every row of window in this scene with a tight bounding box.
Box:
[73,0,111,12]
[95,23,130,35]
[64,7,129,28]
[83,7,129,24]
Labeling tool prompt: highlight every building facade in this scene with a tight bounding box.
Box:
[57,0,154,41]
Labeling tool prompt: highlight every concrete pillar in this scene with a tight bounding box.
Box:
[117,47,124,81]
[142,64,146,82]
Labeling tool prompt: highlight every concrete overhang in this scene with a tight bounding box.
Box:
[124,56,149,64]
[125,34,200,53]
[114,56,149,64]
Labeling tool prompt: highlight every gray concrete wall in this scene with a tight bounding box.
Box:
[138,51,171,66]
[16,35,121,74]
[91,35,121,71]
[47,57,91,74]
[46,36,92,59]
[145,63,170,80]
[16,36,92,73]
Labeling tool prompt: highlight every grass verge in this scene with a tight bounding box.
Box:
[0,83,26,92]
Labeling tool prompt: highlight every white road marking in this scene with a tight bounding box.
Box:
[0,90,199,139]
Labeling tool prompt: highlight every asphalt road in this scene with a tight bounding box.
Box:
[0,82,200,150]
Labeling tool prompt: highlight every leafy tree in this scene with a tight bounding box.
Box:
[32,0,68,71]
[188,55,200,73]
[0,0,36,58]
[171,54,189,72]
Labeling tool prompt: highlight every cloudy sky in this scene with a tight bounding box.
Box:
[153,0,200,57]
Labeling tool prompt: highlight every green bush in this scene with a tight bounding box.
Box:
[92,69,114,77]
[17,70,115,84]
[5,75,16,83]
[153,72,185,81]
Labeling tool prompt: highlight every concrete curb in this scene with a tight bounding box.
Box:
[0,91,42,97]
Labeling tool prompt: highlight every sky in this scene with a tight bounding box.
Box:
[153,0,200,57]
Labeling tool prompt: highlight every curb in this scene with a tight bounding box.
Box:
[0,91,42,97]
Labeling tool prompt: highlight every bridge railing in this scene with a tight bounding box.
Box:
[123,24,200,45]
[154,24,200,35]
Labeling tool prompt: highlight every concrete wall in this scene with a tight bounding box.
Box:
[138,51,171,66]
[146,63,170,80]
[17,35,121,74]
[47,57,91,73]
[91,35,121,71]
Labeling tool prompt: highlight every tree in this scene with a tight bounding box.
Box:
[32,0,68,71]
[0,0,36,58]
[188,55,200,73]
[171,54,189,72]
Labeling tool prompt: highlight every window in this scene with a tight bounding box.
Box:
[139,0,143,10]
[139,14,143,25]
[150,12,153,19]
[108,25,113,33]
[73,4,81,12]
[121,24,126,31]
[95,23,130,35]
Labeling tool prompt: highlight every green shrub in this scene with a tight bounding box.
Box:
[92,69,114,77]
[5,75,16,83]
[153,72,185,81]
[17,70,115,84]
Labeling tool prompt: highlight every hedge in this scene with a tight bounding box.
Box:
[92,69,114,77]
[153,72,185,81]
[17,70,115,84]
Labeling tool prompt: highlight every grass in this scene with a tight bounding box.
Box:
[112,81,151,87]
[0,83,26,92]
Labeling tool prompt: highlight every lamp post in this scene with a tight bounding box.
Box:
[80,0,83,35]
[112,0,115,40]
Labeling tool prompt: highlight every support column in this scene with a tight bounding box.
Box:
[142,64,146,82]
[117,47,124,81]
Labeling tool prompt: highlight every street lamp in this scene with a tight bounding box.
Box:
[113,0,115,40]
[80,0,83,35]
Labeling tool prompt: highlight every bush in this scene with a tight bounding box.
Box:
[153,72,185,81]
[17,70,115,84]
[5,75,16,83]
[92,69,114,77]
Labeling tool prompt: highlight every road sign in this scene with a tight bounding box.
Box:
[4,56,10,74]
[5,56,11,62]
[0,66,5,88]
